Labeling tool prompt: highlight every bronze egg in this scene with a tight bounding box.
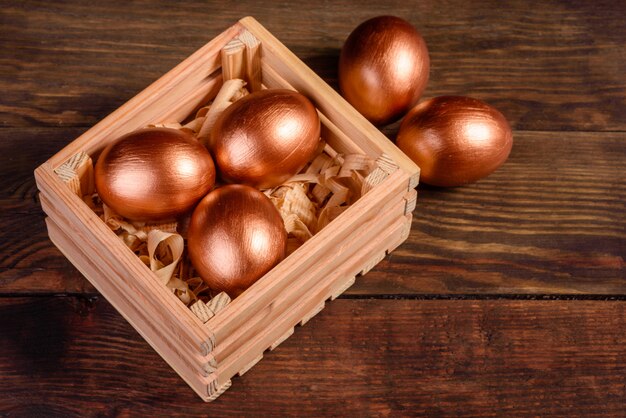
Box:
[94,127,216,221]
[397,96,513,187]
[339,16,430,125]
[211,89,321,189]
[187,185,288,298]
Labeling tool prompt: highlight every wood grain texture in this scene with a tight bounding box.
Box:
[2,128,623,296]
[0,297,624,417]
[364,131,626,295]
[1,1,625,412]
[1,1,625,131]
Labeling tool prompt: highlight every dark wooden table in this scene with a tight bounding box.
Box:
[1,1,624,416]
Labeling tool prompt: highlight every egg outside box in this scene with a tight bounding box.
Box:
[34,17,419,402]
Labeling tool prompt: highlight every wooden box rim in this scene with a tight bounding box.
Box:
[34,16,419,401]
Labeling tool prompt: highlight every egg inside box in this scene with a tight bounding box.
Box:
[35,17,418,402]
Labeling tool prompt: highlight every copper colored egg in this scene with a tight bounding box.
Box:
[397,96,513,187]
[187,185,287,298]
[211,89,321,189]
[339,16,430,125]
[94,127,216,221]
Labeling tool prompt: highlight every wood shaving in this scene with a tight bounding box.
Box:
[196,78,248,145]
[264,148,377,250]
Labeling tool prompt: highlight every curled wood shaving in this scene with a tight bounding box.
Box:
[148,121,184,130]
[147,230,183,285]
[96,201,211,305]
[263,149,377,252]
[82,193,103,216]
[270,183,317,231]
[196,78,247,145]
[102,203,148,240]
[167,79,249,143]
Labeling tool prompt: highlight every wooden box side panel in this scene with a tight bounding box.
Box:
[215,214,413,387]
[35,164,214,356]
[48,23,243,168]
[239,16,420,185]
[39,193,216,375]
[211,187,413,364]
[45,218,216,401]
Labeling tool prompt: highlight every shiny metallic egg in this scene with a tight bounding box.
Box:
[94,127,216,221]
[211,89,321,189]
[187,185,288,298]
[397,96,513,187]
[339,16,430,125]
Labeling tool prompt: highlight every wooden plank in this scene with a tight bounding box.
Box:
[2,1,625,132]
[38,190,216,365]
[0,128,85,212]
[357,130,626,296]
[43,212,218,377]
[1,296,624,415]
[3,128,623,296]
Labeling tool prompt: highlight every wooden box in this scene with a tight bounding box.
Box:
[34,17,419,401]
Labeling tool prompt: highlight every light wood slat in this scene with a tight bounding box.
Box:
[35,165,215,357]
